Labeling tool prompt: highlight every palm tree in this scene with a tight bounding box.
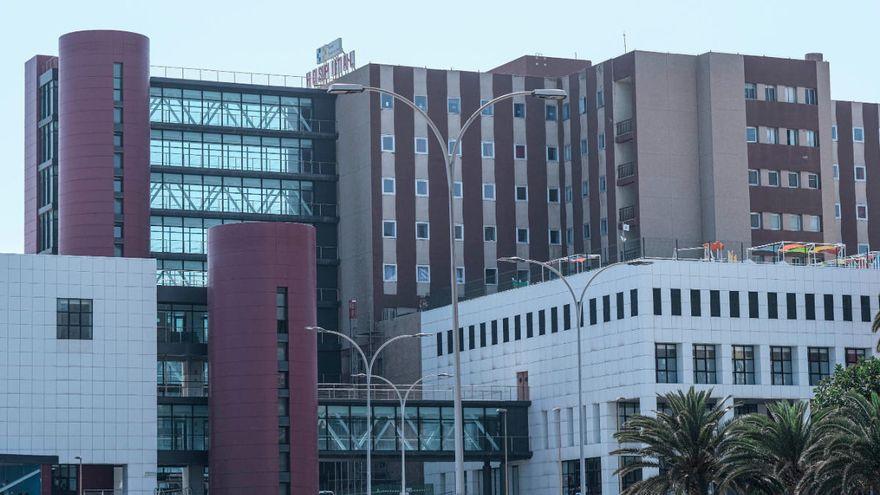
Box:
[723,400,823,494]
[611,387,735,495]
[872,307,879,352]
[803,392,880,494]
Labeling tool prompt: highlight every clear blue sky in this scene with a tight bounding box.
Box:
[1,0,878,253]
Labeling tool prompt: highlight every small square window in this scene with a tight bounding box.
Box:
[447,98,461,114]
[549,229,561,245]
[855,165,867,181]
[750,212,761,229]
[113,133,123,147]
[547,188,560,203]
[383,264,398,282]
[806,215,821,232]
[455,266,465,284]
[415,137,429,154]
[767,213,782,230]
[748,169,760,186]
[382,177,395,195]
[113,178,123,193]
[380,94,394,109]
[414,95,428,111]
[416,222,430,239]
[481,141,495,158]
[416,265,430,283]
[517,228,529,244]
[789,214,802,231]
[453,181,463,198]
[515,186,528,201]
[415,179,429,197]
[480,99,493,116]
[746,127,758,143]
[382,220,397,238]
[744,83,757,100]
[514,144,526,159]
[807,173,819,189]
[857,243,870,255]
[513,102,525,118]
[485,268,498,285]
[853,127,865,142]
[787,171,800,188]
[484,226,496,242]
[546,146,558,161]
[113,224,123,239]
[447,139,462,156]
[483,183,496,200]
[57,298,94,340]
[381,135,395,152]
[856,204,868,220]
[767,171,780,187]
[545,104,557,121]
[454,224,463,241]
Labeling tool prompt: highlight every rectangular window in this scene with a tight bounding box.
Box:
[383,264,397,282]
[690,289,702,317]
[513,314,521,339]
[436,332,443,356]
[538,309,546,335]
[598,133,605,150]
[380,93,394,109]
[564,303,572,329]
[768,170,780,187]
[808,347,831,385]
[599,176,607,192]
[468,325,475,350]
[807,173,819,189]
[750,212,761,229]
[616,292,624,320]
[113,107,123,124]
[783,86,797,103]
[596,89,604,108]
[516,228,529,244]
[579,96,587,114]
[853,127,865,142]
[447,330,453,354]
[804,130,818,147]
[732,345,756,385]
[787,171,800,188]
[56,298,93,340]
[415,179,429,197]
[746,126,758,143]
[485,268,498,286]
[765,85,777,102]
[480,99,493,116]
[770,346,794,385]
[562,102,570,120]
[846,348,866,367]
[545,104,557,121]
[589,298,597,325]
[415,222,429,240]
[824,294,834,321]
[546,146,558,161]
[417,265,430,283]
[855,165,867,181]
[767,292,778,319]
[655,343,678,383]
[744,82,757,100]
[481,141,495,158]
[483,225,496,242]
[414,95,428,111]
[381,135,395,152]
[583,223,591,239]
[382,220,396,238]
[454,224,463,241]
[805,293,816,320]
[630,289,638,317]
[748,169,760,186]
[491,320,498,344]
[514,144,526,159]
[480,323,487,347]
[513,102,525,118]
[693,344,717,384]
[653,288,662,315]
[730,291,741,317]
[842,294,852,322]
[526,312,533,338]
[804,88,817,105]
[547,187,559,203]
[785,292,797,319]
[670,289,682,316]
[453,181,463,198]
[550,306,559,333]
[861,295,873,322]
[602,295,611,322]
[786,129,798,146]
[515,185,528,201]
[447,97,460,114]
[455,267,465,285]
[767,213,782,230]
[447,139,462,156]
[482,183,496,200]
[765,127,779,144]
[618,402,640,431]
[502,318,510,342]
[415,137,429,154]
[831,124,838,141]
[710,290,720,317]
[748,291,759,318]
[382,177,395,195]
[857,204,868,220]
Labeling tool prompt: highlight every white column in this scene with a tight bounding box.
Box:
[639,395,660,479]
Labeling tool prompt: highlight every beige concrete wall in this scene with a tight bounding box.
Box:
[816,60,838,243]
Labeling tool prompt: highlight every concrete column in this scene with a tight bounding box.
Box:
[639,395,660,479]
[183,465,206,495]
[599,401,619,495]
[482,461,492,495]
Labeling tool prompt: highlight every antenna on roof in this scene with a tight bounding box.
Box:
[623,32,627,53]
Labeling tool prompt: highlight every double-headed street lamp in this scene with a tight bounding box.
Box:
[498,256,652,495]
[354,372,453,495]
[329,82,566,495]
[305,325,429,495]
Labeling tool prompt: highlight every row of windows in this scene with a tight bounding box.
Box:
[149,130,322,174]
[149,86,316,132]
[744,83,816,105]
[380,93,592,121]
[379,135,594,160]
[832,163,870,182]
[749,212,822,232]
[748,169,820,189]
[655,343,868,386]
[381,176,605,202]
[746,126,818,147]
[380,221,574,249]
[834,202,871,222]
[831,125,874,143]
[651,288,876,323]
[158,404,208,451]
[149,173,316,216]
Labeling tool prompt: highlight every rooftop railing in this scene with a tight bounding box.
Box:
[318,383,521,402]
[151,65,308,88]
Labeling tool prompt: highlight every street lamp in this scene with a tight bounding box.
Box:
[73,456,82,495]
[495,408,509,495]
[329,82,567,495]
[306,325,429,495]
[354,372,453,495]
[497,256,652,495]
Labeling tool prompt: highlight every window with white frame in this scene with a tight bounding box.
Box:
[415,179,429,197]
[746,127,757,143]
[549,229,561,245]
[484,225,496,242]
[787,172,800,188]
[804,130,817,147]
[381,135,395,152]
[455,266,465,284]
[853,127,865,142]
[767,170,780,187]
[600,218,608,235]
[515,186,528,201]
[447,139,462,156]
[804,88,817,105]
[416,265,430,283]
[744,83,757,100]
[599,176,607,192]
[583,223,591,239]
[765,86,777,102]
[789,214,802,231]
[447,97,460,114]
[748,169,760,186]
[382,177,396,195]
[481,141,495,158]
[807,173,819,189]
[857,204,868,220]
[832,163,840,179]
[547,187,560,203]
[855,165,867,181]
[453,181,463,198]
[545,104,557,121]
[806,215,821,232]
[546,146,558,161]
[380,93,394,109]
[485,268,498,285]
[514,144,526,159]
[382,220,397,238]
[454,224,463,241]
[480,99,493,116]
[415,137,429,154]
[581,180,589,197]
[783,86,796,103]
[414,95,428,111]
[835,203,841,219]
[517,228,529,244]
[383,264,397,282]
[767,213,782,230]
[513,102,525,118]
[483,183,496,200]
[786,129,798,146]
[415,222,430,240]
[858,243,870,255]
[832,125,838,141]
[750,212,761,229]
[598,133,606,149]
[765,127,778,144]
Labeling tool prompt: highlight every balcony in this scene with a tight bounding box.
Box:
[618,205,637,224]
[615,118,634,142]
[158,380,209,398]
[157,269,206,287]
[617,161,636,185]
[318,288,339,304]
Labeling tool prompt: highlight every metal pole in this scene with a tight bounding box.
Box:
[503,411,509,495]
[75,456,82,495]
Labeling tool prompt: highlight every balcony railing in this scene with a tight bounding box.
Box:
[619,205,636,223]
[617,161,636,180]
[158,328,208,345]
[308,203,338,218]
[318,288,340,303]
[151,65,308,89]
[158,381,209,398]
[615,118,634,136]
[316,245,338,261]
[157,269,207,287]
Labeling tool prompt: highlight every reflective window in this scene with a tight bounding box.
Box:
[57,298,93,340]
[158,404,209,451]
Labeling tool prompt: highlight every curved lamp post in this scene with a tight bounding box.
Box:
[498,257,652,495]
[305,325,429,495]
[354,372,453,495]
[329,82,566,495]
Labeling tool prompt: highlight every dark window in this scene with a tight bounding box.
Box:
[620,456,643,491]
[861,295,872,322]
[561,458,602,495]
[545,104,557,121]
[732,345,756,384]
[491,321,498,344]
[436,333,443,356]
[618,401,640,430]
[616,292,624,320]
[808,347,830,385]
[770,346,794,385]
[670,289,682,316]
[502,319,510,342]
[468,325,475,350]
[480,323,487,347]
[690,289,701,316]
[52,464,78,494]
[823,294,834,321]
[589,298,597,325]
[693,344,717,384]
[805,293,816,320]
[767,292,778,319]
[603,295,611,322]
[458,327,464,351]
[748,291,759,318]
[526,312,534,338]
[786,293,797,319]
[276,288,288,333]
[514,315,522,340]
[735,403,759,417]
[563,304,572,330]
[447,330,453,354]
[842,295,852,322]
[653,288,662,315]
[630,289,638,316]
[655,343,678,383]
[551,307,559,333]
[846,348,866,367]
[729,291,741,317]
[710,290,720,317]
[513,102,525,118]
[56,298,93,340]
[538,310,546,335]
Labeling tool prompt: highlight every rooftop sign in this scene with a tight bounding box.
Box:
[308,38,356,88]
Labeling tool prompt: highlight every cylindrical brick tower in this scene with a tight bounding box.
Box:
[58,30,150,257]
[208,222,318,495]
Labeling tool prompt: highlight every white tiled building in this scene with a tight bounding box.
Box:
[421,259,879,495]
[0,254,157,494]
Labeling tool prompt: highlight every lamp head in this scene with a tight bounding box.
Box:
[413,332,431,338]
[531,88,567,101]
[437,373,453,378]
[327,83,366,95]
[498,256,527,264]
[496,408,508,414]
[304,325,324,332]
[626,260,653,267]
[352,373,368,378]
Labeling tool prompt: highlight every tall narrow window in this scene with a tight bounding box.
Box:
[805,293,816,320]
[823,294,834,321]
[276,288,288,333]
[710,290,720,317]
[767,292,778,319]
[732,345,756,385]
[786,293,797,319]
[670,289,681,316]
[653,288,662,315]
[770,346,794,385]
[603,295,611,322]
[748,291,759,318]
[655,343,679,383]
[630,289,638,317]
[842,295,852,322]
[693,344,717,384]
[616,292,624,320]
[690,289,702,317]
[729,291,740,318]
[808,347,830,385]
